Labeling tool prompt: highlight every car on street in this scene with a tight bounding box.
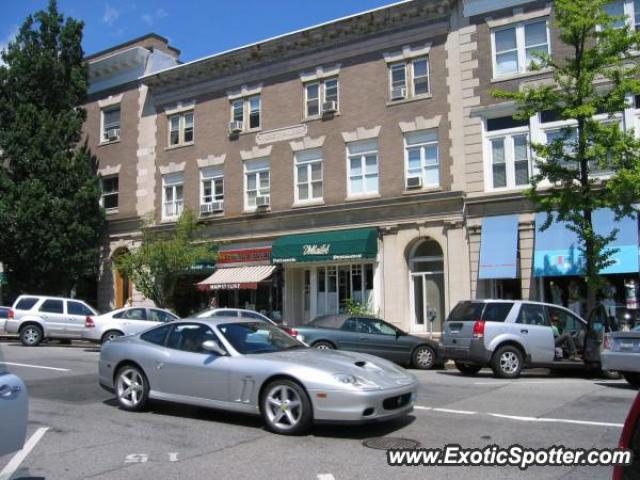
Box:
[613,392,640,480]
[602,323,640,388]
[5,295,98,346]
[0,348,28,457]
[292,314,442,370]
[195,307,298,336]
[443,299,619,379]
[99,317,418,435]
[0,306,10,332]
[82,306,179,344]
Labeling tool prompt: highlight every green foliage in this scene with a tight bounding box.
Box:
[0,0,105,296]
[492,0,640,303]
[343,298,375,315]
[113,211,215,308]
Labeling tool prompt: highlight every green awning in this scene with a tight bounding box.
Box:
[272,228,378,263]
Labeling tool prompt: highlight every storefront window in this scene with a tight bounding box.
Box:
[316,264,374,315]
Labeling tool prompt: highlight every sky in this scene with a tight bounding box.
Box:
[0,0,399,62]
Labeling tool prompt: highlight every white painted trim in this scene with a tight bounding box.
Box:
[383,43,431,63]
[341,125,381,143]
[486,4,552,28]
[97,94,123,108]
[159,162,186,175]
[227,84,263,100]
[164,100,195,116]
[240,145,273,161]
[196,154,226,168]
[290,135,326,151]
[399,115,441,133]
[299,64,341,83]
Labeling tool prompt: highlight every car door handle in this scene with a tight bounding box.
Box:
[520,329,529,334]
[0,384,21,400]
[358,337,367,340]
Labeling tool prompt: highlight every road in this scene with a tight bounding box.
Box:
[0,340,636,480]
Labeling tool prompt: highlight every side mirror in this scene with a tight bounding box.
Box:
[202,340,227,356]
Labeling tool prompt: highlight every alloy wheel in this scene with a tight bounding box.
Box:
[314,343,333,350]
[22,327,41,345]
[103,332,122,343]
[265,385,303,430]
[415,346,434,369]
[117,368,145,408]
[500,351,519,374]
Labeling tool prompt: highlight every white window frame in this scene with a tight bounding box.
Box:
[100,175,119,211]
[101,106,121,143]
[346,141,379,198]
[294,149,323,204]
[304,78,339,118]
[602,1,640,30]
[162,174,184,221]
[230,95,261,132]
[388,57,430,100]
[404,130,440,189]
[244,159,270,211]
[484,125,531,191]
[167,111,194,147]
[200,169,224,209]
[491,18,551,78]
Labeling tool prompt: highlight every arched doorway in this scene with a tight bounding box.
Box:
[112,248,132,308]
[408,238,445,336]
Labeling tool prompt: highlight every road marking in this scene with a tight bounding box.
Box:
[415,405,624,428]
[0,427,49,480]
[0,362,70,372]
[317,475,335,480]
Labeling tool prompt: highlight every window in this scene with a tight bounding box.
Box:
[67,301,94,316]
[602,1,640,30]
[485,116,531,190]
[162,173,184,220]
[389,57,429,100]
[492,19,549,77]
[201,166,224,210]
[547,307,584,334]
[40,299,63,314]
[102,107,120,142]
[167,323,221,354]
[121,308,147,320]
[305,78,339,117]
[405,130,439,189]
[316,264,374,315]
[15,297,38,311]
[347,139,379,196]
[482,303,514,322]
[141,324,171,345]
[168,112,194,146]
[294,149,323,203]
[101,175,119,211]
[244,158,270,210]
[149,309,177,323]
[516,303,549,326]
[230,95,261,131]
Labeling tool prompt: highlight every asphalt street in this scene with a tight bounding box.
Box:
[0,339,637,480]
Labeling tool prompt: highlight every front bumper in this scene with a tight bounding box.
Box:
[443,337,492,365]
[309,381,418,424]
[601,351,639,373]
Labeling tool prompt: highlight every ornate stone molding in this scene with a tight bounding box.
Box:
[227,84,263,100]
[289,135,326,152]
[299,64,341,83]
[159,162,186,175]
[197,154,226,168]
[399,115,441,133]
[341,126,381,143]
[164,100,195,115]
[240,145,272,161]
[98,94,123,108]
[256,125,307,145]
[98,164,121,176]
[383,43,431,64]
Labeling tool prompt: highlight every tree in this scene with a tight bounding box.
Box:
[113,211,215,308]
[494,0,640,310]
[0,0,105,296]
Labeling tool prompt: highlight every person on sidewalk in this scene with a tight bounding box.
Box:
[550,312,580,361]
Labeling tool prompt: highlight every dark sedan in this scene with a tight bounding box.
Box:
[294,314,442,369]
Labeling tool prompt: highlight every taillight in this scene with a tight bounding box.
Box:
[85,316,95,328]
[7,309,14,320]
[282,327,298,337]
[472,320,485,338]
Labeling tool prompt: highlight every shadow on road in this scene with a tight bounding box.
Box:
[594,381,638,391]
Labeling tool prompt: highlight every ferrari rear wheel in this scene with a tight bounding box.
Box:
[261,379,312,435]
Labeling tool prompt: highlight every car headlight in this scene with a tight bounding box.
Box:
[333,373,379,389]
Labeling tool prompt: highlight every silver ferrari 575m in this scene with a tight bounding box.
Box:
[99,317,419,435]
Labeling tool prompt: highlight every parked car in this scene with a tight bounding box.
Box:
[5,295,98,346]
[82,306,179,344]
[602,322,640,388]
[293,314,442,370]
[99,318,418,435]
[0,348,28,456]
[613,392,640,480]
[0,306,10,332]
[195,307,298,336]
[443,299,616,378]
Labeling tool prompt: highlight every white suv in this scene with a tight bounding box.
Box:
[5,295,97,346]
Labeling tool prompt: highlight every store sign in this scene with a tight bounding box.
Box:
[209,283,258,290]
[303,244,330,256]
[217,247,272,265]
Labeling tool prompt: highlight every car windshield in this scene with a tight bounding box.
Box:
[217,322,306,354]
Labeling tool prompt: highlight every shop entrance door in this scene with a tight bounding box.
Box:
[410,271,444,336]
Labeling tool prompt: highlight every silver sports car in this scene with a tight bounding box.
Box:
[99,317,419,435]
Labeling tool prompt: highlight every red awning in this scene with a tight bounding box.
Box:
[196,265,276,291]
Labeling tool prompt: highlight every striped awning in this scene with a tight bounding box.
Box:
[196,265,276,291]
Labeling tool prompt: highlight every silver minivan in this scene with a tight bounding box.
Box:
[5,295,98,346]
[443,300,589,378]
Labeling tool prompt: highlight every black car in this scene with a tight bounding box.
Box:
[294,314,443,369]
